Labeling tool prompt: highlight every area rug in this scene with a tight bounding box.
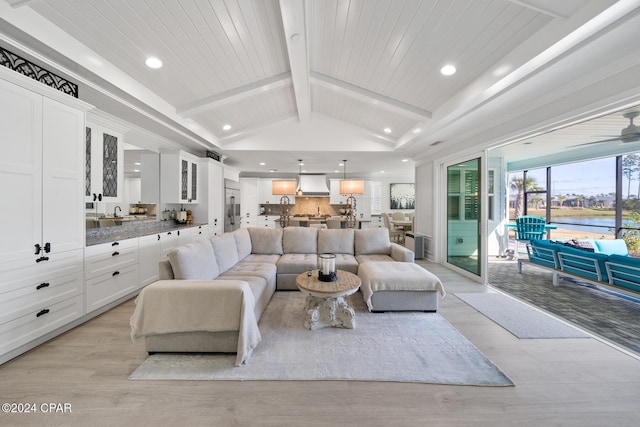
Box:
[130,292,513,386]
[455,291,589,339]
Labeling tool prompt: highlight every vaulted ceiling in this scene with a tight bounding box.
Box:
[2,0,640,177]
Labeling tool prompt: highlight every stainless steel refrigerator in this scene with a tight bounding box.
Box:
[224,179,241,232]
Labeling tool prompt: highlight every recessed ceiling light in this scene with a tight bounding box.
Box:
[133,169,140,173]
[334,170,340,173]
[380,170,385,173]
[302,170,307,173]
[440,64,456,76]
[402,159,409,162]
[298,161,304,166]
[259,162,266,166]
[145,57,163,69]
[269,169,277,173]
[134,162,141,165]
[338,163,344,166]
[383,127,392,134]
[222,124,231,131]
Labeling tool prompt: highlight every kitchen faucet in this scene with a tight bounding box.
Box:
[114,206,121,217]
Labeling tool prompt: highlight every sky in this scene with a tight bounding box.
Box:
[510,156,640,198]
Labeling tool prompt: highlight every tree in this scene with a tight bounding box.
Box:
[510,175,537,218]
[622,154,638,199]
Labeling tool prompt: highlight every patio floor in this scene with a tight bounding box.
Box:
[488,256,640,356]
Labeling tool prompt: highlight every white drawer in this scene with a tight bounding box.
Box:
[85,264,139,314]
[0,249,83,296]
[0,269,83,326]
[0,294,84,357]
[84,245,138,279]
[84,237,138,258]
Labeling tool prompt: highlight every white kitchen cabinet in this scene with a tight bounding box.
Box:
[0,249,84,361]
[240,178,259,219]
[0,69,91,365]
[161,151,200,204]
[138,233,162,287]
[258,178,295,204]
[84,238,139,314]
[85,118,125,203]
[258,215,280,228]
[158,228,193,259]
[191,224,209,240]
[192,159,223,234]
[330,179,347,204]
[0,77,88,264]
[240,216,257,228]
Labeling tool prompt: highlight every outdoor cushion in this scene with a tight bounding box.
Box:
[606,254,640,292]
[168,239,219,280]
[529,239,559,268]
[210,233,239,274]
[557,245,610,282]
[594,239,629,256]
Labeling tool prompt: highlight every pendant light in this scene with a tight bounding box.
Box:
[296,159,304,196]
[339,160,364,195]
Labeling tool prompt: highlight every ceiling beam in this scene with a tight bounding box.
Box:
[279,0,311,122]
[310,72,432,122]
[176,72,292,118]
[508,0,569,19]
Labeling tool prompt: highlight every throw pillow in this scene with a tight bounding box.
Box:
[168,239,219,280]
[210,234,239,273]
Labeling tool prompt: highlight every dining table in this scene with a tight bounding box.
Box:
[390,219,413,232]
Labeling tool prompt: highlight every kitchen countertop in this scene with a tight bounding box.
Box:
[85,221,206,246]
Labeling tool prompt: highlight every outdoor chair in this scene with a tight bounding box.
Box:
[515,215,546,255]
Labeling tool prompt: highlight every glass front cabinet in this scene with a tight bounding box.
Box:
[161,151,199,204]
[85,120,124,203]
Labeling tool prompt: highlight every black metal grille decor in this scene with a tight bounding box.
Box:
[85,127,92,196]
[205,150,221,161]
[102,133,118,197]
[0,46,78,98]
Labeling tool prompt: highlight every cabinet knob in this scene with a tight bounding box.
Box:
[112,242,119,246]
[112,251,119,256]
[157,234,160,241]
[112,271,120,276]
[44,242,51,253]
[35,256,49,263]
[36,282,50,290]
[34,243,42,255]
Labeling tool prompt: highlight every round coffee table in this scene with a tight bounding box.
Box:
[295,269,361,330]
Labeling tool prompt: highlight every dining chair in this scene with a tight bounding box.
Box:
[382,213,404,243]
[515,215,546,254]
[391,212,406,221]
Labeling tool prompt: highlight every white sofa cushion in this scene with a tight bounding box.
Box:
[283,227,318,254]
[248,228,284,254]
[210,234,239,273]
[232,228,252,260]
[354,228,391,255]
[318,229,355,254]
[277,253,319,274]
[168,239,219,280]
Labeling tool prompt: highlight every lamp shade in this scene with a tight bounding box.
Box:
[272,180,297,195]
[340,179,364,195]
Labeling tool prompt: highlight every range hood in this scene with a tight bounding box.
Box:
[297,174,330,196]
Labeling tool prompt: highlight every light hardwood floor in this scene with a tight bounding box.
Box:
[1,263,640,426]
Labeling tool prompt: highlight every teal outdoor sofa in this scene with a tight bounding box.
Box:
[518,238,640,295]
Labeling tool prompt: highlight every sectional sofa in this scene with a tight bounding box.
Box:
[520,238,640,295]
[130,226,420,365]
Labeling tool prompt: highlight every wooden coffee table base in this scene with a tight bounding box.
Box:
[304,295,356,330]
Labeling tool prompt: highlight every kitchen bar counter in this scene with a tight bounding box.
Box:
[86,221,206,246]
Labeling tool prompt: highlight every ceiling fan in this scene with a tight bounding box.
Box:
[573,111,640,147]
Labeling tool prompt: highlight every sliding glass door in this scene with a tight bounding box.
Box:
[447,158,481,276]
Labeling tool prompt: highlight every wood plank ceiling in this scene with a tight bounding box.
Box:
[5,0,636,174]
